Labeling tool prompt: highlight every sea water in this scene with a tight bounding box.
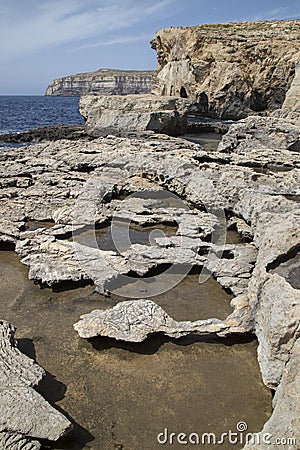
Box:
[0,95,84,149]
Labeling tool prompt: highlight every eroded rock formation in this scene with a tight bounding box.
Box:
[74,297,251,341]
[0,115,299,447]
[279,61,300,120]
[244,338,300,450]
[79,94,197,136]
[45,68,154,96]
[76,21,299,137]
[218,115,300,164]
[151,20,300,119]
[0,321,72,449]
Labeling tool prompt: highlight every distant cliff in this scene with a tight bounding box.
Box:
[151,20,300,119]
[45,68,155,96]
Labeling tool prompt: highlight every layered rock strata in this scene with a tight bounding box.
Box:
[45,68,154,96]
[79,94,197,136]
[0,321,72,449]
[151,20,300,119]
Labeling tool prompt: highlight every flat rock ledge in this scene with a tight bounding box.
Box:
[79,94,198,136]
[0,321,72,450]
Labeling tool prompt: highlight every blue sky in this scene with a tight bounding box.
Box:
[1,0,299,95]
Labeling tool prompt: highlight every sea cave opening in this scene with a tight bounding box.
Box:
[180,86,188,98]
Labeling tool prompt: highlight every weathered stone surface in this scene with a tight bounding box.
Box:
[45,68,154,96]
[280,60,300,121]
[16,232,90,286]
[0,321,44,387]
[151,20,300,119]
[234,190,300,386]
[15,195,225,295]
[218,116,300,157]
[245,208,300,389]
[74,297,252,342]
[271,252,300,290]
[254,274,300,388]
[0,128,298,300]
[79,94,197,136]
[206,243,257,295]
[0,321,72,449]
[0,432,41,450]
[227,216,253,240]
[243,338,300,450]
[0,116,299,444]
[0,125,88,144]
[11,137,280,297]
[0,220,21,244]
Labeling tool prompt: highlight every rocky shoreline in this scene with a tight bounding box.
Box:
[0,18,299,450]
[0,113,299,448]
[0,125,89,144]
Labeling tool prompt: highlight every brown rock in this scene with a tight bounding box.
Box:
[151,20,300,119]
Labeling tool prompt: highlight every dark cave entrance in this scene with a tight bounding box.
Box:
[198,92,209,113]
[180,86,188,98]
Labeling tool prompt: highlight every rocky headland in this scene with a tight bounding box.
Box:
[45,68,154,96]
[0,18,299,450]
[151,20,300,119]
[73,22,299,139]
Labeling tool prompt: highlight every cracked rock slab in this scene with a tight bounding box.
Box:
[79,94,197,136]
[0,320,72,449]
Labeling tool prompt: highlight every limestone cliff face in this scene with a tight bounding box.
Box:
[281,61,300,115]
[45,68,154,96]
[151,20,300,119]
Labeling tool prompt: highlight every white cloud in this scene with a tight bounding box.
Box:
[0,0,176,60]
[266,7,289,17]
[76,33,152,50]
[251,6,299,21]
